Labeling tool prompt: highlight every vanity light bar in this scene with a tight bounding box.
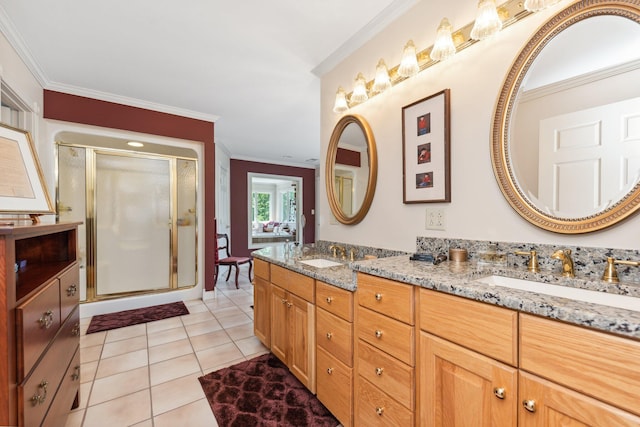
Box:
[340,0,535,109]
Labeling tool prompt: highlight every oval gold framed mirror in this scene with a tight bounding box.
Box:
[326,114,378,225]
[492,0,640,233]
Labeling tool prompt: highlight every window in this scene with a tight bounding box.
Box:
[252,192,271,222]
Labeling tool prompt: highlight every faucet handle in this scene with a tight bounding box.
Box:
[514,250,539,273]
[349,248,357,262]
[602,257,640,283]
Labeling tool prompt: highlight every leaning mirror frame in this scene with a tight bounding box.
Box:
[326,114,378,225]
[492,0,640,234]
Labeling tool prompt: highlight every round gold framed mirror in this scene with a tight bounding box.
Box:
[326,114,378,225]
[492,0,640,233]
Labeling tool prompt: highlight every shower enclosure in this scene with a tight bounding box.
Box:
[56,137,197,302]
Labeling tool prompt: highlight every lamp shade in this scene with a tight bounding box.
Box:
[430,18,456,61]
[372,59,392,93]
[470,0,503,40]
[350,73,369,104]
[333,87,349,113]
[398,40,419,78]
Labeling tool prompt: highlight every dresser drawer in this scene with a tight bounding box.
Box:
[317,307,353,367]
[18,307,79,427]
[357,377,414,427]
[316,281,353,321]
[357,273,414,324]
[41,346,80,427]
[271,264,315,302]
[520,314,640,416]
[317,347,352,427]
[420,289,517,366]
[357,306,414,366]
[16,278,62,380]
[59,262,80,322]
[254,258,270,281]
[358,340,414,410]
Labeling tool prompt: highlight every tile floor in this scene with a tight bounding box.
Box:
[65,270,268,427]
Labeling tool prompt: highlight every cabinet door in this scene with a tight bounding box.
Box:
[270,284,288,363]
[253,277,270,347]
[288,292,316,393]
[420,332,517,427]
[519,372,640,427]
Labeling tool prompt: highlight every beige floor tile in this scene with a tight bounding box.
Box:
[89,366,150,406]
[95,349,148,379]
[217,312,252,329]
[147,325,188,347]
[148,338,193,364]
[80,361,98,384]
[130,420,153,427]
[227,294,254,307]
[189,329,231,352]
[104,323,147,343]
[204,298,236,311]
[77,381,92,410]
[183,300,209,313]
[149,353,201,386]
[180,310,215,326]
[196,342,244,373]
[185,319,223,337]
[80,344,102,364]
[235,336,269,357]
[224,322,255,341]
[83,389,151,427]
[101,335,147,359]
[80,331,106,348]
[210,305,244,319]
[154,398,219,427]
[64,409,84,427]
[151,373,206,415]
[146,316,184,334]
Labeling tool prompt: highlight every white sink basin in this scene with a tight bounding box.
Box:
[476,275,640,313]
[299,258,343,268]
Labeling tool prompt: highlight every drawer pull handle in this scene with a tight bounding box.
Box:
[375,406,384,416]
[66,284,77,297]
[374,330,383,339]
[286,302,292,308]
[375,293,382,301]
[38,310,54,329]
[325,296,333,304]
[522,399,536,413]
[326,332,333,340]
[281,298,287,304]
[375,367,384,376]
[493,387,506,399]
[72,322,80,336]
[71,365,80,381]
[30,380,48,406]
[327,368,333,375]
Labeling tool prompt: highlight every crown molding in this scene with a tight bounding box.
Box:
[231,153,318,170]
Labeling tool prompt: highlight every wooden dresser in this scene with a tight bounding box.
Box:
[0,223,81,427]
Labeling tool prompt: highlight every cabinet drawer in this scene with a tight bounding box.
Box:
[16,278,62,380]
[357,306,414,366]
[19,307,79,427]
[357,377,414,427]
[317,347,352,427]
[59,263,79,322]
[357,273,414,324]
[520,314,640,417]
[42,347,80,427]
[420,289,517,366]
[317,308,353,367]
[271,265,315,302]
[358,340,414,410]
[316,281,353,321]
[254,258,270,281]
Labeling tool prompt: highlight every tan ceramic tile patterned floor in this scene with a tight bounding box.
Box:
[66,269,267,427]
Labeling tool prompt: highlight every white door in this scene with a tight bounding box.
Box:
[538,97,640,217]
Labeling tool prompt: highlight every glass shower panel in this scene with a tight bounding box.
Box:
[95,153,171,296]
[57,146,88,301]
[176,159,197,287]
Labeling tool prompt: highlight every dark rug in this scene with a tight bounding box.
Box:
[86,301,189,334]
[198,353,339,427]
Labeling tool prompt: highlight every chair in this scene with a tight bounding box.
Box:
[215,233,253,288]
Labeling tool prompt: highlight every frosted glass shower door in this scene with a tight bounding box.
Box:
[95,153,171,296]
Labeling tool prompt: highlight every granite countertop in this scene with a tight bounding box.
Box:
[252,247,640,339]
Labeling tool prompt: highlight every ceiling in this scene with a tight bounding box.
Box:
[0,0,417,167]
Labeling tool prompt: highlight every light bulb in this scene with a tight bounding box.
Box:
[430,18,456,62]
[332,87,349,114]
[398,40,419,78]
[470,0,503,41]
[371,59,391,93]
[350,73,369,104]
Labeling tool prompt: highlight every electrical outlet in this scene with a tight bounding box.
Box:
[425,207,445,230]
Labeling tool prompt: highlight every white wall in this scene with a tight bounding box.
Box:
[319,0,640,252]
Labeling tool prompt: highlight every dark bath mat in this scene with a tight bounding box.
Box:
[86,301,189,334]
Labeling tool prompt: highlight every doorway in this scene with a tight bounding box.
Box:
[248,173,303,249]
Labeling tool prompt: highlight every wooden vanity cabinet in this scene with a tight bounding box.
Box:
[355,273,415,427]
[0,223,80,427]
[252,258,270,347]
[315,281,354,427]
[269,265,316,392]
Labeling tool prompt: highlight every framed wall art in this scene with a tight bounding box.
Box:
[402,89,451,203]
[0,123,54,217]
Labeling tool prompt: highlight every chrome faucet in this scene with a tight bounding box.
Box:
[551,249,575,277]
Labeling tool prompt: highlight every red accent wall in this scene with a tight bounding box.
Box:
[336,147,361,167]
[43,90,217,292]
[230,159,316,256]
